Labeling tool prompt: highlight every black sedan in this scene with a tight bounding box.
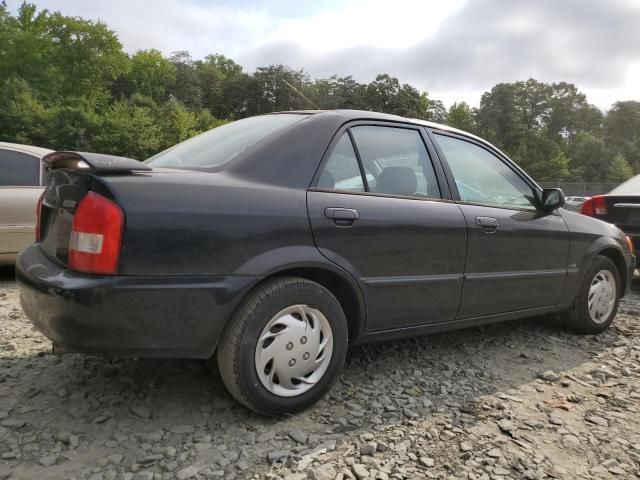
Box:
[17,110,635,415]
[580,175,640,264]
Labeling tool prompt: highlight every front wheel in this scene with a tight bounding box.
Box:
[217,277,348,415]
[559,255,621,334]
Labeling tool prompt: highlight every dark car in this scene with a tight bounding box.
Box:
[580,176,640,264]
[17,110,635,415]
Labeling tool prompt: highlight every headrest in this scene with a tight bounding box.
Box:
[376,166,417,196]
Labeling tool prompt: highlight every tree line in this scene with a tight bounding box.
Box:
[1,2,639,182]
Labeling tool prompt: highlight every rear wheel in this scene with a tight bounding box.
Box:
[559,255,620,334]
[217,277,348,415]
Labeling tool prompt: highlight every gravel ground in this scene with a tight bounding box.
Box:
[0,265,639,480]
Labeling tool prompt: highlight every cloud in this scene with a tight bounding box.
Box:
[18,0,640,108]
[237,0,640,108]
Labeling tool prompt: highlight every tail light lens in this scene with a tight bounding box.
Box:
[580,195,608,217]
[35,191,45,241]
[68,191,124,275]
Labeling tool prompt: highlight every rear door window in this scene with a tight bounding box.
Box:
[317,133,365,192]
[0,149,40,186]
[350,126,441,199]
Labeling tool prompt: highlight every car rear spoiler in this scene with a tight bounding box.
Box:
[42,151,152,173]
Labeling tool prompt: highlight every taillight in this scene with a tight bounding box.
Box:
[580,195,608,217]
[35,191,45,241]
[68,191,124,275]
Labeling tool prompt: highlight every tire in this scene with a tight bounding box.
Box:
[559,255,621,334]
[217,276,348,416]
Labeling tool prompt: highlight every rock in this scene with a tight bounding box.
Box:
[440,430,456,441]
[538,370,560,382]
[129,406,151,419]
[460,441,473,452]
[0,418,25,429]
[561,434,581,448]
[169,424,195,434]
[284,474,307,480]
[267,450,289,464]
[403,407,419,419]
[39,455,59,467]
[108,453,124,464]
[419,456,434,467]
[549,413,564,426]
[288,429,308,444]
[257,430,276,443]
[133,472,154,480]
[176,465,203,480]
[352,464,369,479]
[361,442,377,456]
[586,415,609,427]
[310,465,337,480]
[0,468,11,480]
[487,448,502,458]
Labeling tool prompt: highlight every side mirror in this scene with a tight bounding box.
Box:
[540,188,565,212]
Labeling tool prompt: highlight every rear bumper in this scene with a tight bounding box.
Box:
[16,244,256,358]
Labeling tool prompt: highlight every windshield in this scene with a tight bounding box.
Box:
[146,114,306,169]
[609,174,640,195]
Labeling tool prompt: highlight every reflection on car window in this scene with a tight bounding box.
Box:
[435,134,535,209]
[350,126,441,199]
[0,150,40,186]
[317,134,364,192]
[146,114,305,169]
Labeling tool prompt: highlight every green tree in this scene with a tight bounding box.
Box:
[93,100,161,159]
[0,76,51,146]
[127,49,176,102]
[609,153,633,182]
[168,51,202,109]
[605,101,640,172]
[447,102,475,132]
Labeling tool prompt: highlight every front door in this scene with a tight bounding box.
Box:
[308,124,468,331]
[431,132,570,318]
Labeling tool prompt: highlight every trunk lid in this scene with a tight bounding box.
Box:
[599,195,640,235]
[38,151,150,265]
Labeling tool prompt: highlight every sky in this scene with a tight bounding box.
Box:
[15,0,640,110]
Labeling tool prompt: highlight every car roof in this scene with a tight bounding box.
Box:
[271,109,499,154]
[0,142,53,158]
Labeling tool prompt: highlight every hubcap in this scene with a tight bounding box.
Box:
[588,270,616,324]
[255,305,334,397]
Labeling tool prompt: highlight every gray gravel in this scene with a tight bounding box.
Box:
[1,265,639,479]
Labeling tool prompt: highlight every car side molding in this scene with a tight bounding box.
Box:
[42,151,152,173]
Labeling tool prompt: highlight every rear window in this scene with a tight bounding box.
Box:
[609,174,640,194]
[146,114,305,169]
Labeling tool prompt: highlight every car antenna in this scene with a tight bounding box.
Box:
[281,78,320,110]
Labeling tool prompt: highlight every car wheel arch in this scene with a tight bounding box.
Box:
[220,264,366,351]
[597,246,628,294]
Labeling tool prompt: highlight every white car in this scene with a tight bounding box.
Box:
[0,142,52,265]
[565,196,586,205]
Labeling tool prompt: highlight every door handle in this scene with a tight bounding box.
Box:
[475,216,499,233]
[325,207,360,226]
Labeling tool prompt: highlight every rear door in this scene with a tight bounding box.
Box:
[0,149,43,258]
[307,122,468,332]
[430,131,570,318]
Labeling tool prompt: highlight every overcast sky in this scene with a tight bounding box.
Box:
[16,0,640,110]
